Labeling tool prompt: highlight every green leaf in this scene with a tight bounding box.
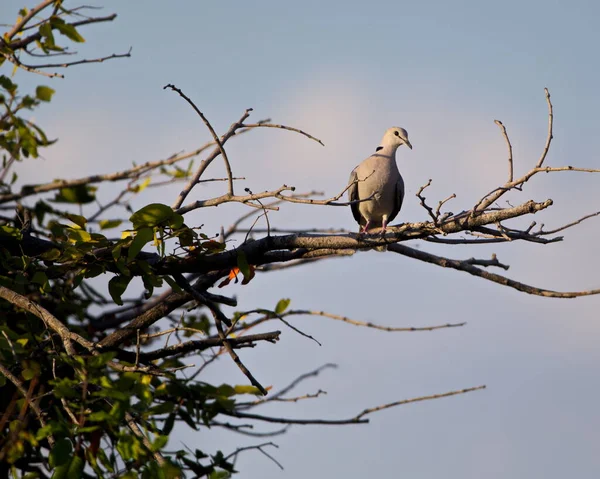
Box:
[66,455,84,478]
[66,228,91,244]
[99,219,123,230]
[36,86,55,102]
[128,227,154,261]
[237,251,250,279]
[53,21,86,43]
[169,213,184,229]
[209,469,233,479]
[49,437,73,468]
[216,384,235,397]
[38,22,55,49]
[275,298,291,315]
[233,385,262,395]
[177,226,196,247]
[152,435,169,451]
[51,378,80,398]
[0,75,17,93]
[108,275,131,306]
[31,271,50,293]
[131,177,151,193]
[83,264,104,278]
[53,185,96,204]
[130,203,174,229]
[112,243,123,260]
[87,411,111,422]
[178,409,197,430]
[161,412,176,435]
[163,275,183,293]
[22,368,36,380]
[65,213,87,228]
[41,248,61,261]
[0,225,22,239]
[51,454,84,479]
[88,351,117,369]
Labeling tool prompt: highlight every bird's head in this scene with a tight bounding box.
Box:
[382,127,412,150]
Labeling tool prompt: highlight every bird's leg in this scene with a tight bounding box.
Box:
[359,220,371,234]
[380,216,388,236]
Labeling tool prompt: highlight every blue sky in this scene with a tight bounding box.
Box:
[4,0,600,477]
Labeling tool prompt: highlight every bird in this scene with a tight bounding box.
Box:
[347,127,412,235]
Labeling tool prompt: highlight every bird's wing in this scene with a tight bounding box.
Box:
[348,168,363,225]
[387,174,405,223]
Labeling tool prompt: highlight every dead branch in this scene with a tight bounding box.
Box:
[494,119,514,182]
[215,316,268,396]
[387,243,600,298]
[224,385,485,425]
[16,47,132,70]
[115,331,281,362]
[240,122,324,146]
[164,83,235,196]
[282,310,466,332]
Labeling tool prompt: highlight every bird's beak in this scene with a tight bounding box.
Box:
[405,140,413,150]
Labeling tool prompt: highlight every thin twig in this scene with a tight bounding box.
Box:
[18,47,132,69]
[225,442,283,470]
[241,122,324,146]
[283,310,466,332]
[225,384,485,425]
[536,87,554,168]
[124,411,165,466]
[494,120,514,182]
[0,363,54,447]
[214,316,268,396]
[354,385,486,420]
[164,84,235,196]
[170,108,253,209]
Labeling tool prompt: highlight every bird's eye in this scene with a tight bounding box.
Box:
[394,131,400,136]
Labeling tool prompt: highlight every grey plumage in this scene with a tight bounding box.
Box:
[348,127,412,233]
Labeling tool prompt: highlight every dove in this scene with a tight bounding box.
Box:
[348,127,412,234]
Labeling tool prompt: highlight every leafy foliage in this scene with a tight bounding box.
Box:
[0,3,268,477]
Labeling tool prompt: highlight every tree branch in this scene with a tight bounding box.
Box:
[164,84,235,196]
[388,243,600,298]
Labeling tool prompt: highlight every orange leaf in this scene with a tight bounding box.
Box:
[218,267,240,288]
